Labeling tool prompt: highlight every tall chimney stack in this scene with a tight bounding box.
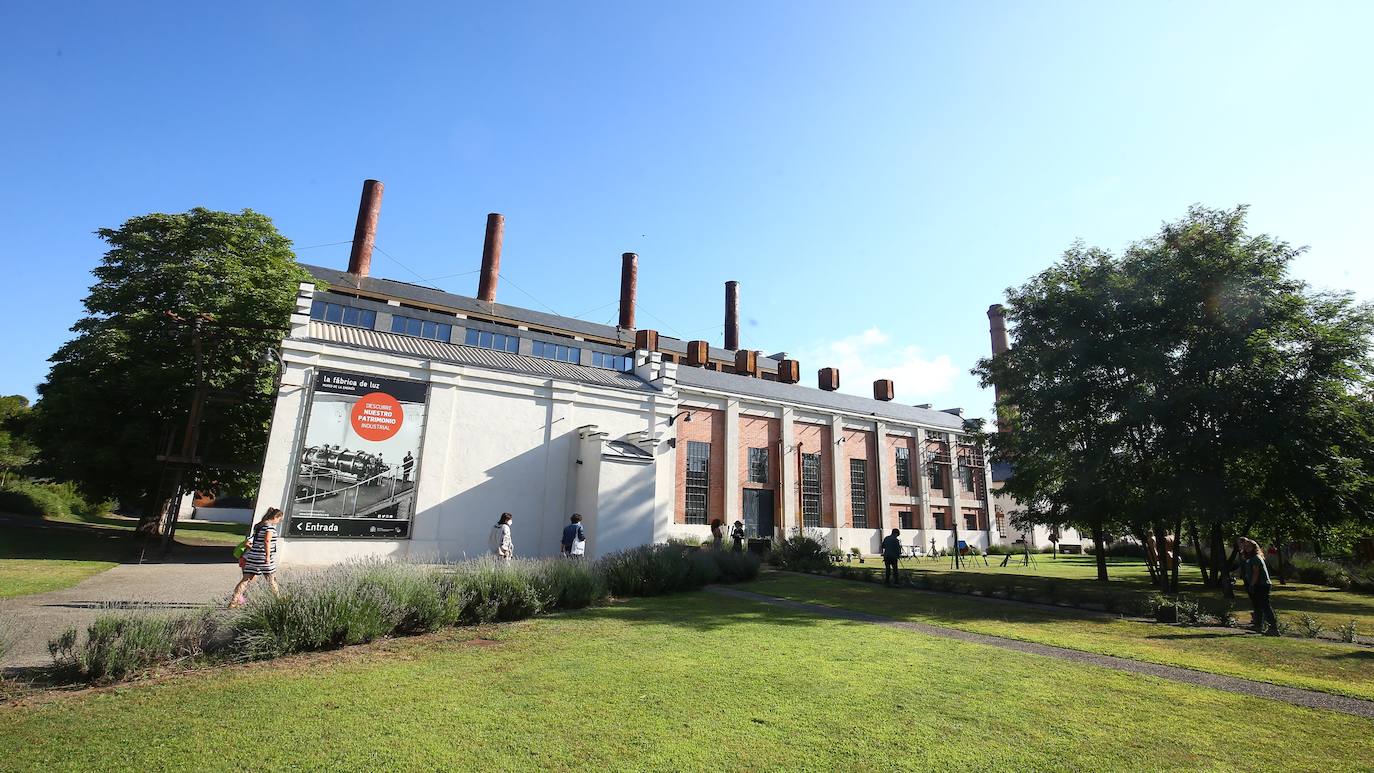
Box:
[819,367,840,392]
[988,303,1012,432]
[988,304,1010,356]
[346,179,384,285]
[724,280,740,350]
[477,213,505,303]
[619,253,638,329]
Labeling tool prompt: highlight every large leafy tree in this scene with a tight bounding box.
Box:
[33,209,310,522]
[0,395,37,487]
[978,206,1374,591]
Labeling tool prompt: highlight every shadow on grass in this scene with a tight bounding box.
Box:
[1,520,232,566]
[572,591,850,634]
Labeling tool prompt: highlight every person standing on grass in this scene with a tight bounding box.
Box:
[731,520,746,552]
[710,518,725,549]
[490,512,515,561]
[1239,537,1279,636]
[229,507,284,608]
[561,513,586,559]
[880,528,904,587]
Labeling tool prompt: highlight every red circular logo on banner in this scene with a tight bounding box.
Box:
[350,392,404,441]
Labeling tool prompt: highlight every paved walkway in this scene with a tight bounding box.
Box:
[1,563,244,669]
[708,586,1374,720]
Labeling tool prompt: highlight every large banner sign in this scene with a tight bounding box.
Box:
[286,370,428,539]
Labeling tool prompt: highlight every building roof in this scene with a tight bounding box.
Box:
[673,365,966,430]
[304,321,658,393]
[302,264,766,366]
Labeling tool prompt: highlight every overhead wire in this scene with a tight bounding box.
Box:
[296,239,355,251]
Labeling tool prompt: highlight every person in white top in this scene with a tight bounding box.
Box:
[489,512,514,561]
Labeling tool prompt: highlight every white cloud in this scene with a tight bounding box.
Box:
[794,327,960,403]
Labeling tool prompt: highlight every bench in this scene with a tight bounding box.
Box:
[1058,543,1083,554]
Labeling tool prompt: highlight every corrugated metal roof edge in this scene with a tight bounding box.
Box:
[302,322,660,395]
[301,263,777,366]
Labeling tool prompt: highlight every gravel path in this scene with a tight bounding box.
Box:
[708,586,1374,720]
[1,563,244,669]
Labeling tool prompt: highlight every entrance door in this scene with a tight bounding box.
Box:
[742,489,775,539]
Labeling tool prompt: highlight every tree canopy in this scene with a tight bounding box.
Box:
[33,208,310,518]
[976,206,1374,589]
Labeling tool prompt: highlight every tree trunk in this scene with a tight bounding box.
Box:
[1152,522,1172,593]
[1092,521,1109,582]
[1188,519,1210,585]
[1170,515,1184,596]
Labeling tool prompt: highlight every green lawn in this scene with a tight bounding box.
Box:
[1,513,241,598]
[0,528,128,598]
[2,591,1372,771]
[863,554,1374,633]
[751,572,1374,701]
[47,510,247,546]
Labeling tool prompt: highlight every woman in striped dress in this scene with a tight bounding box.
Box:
[229,507,284,607]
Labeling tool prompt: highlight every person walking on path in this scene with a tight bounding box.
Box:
[730,520,746,552]
[1239,537,1279,635]
[561,513,586,559]
[490,512,515,561]
[229,507,284,608]
[710,518,725,549]
[880,528,904,587]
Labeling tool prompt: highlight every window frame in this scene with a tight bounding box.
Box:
[747,447,769,484]
[800,453,822,528]
[465,328,519,353]
[895,446,911,488]
[898,510,914,530]
[684,441,711,525]
[849,458,868,529]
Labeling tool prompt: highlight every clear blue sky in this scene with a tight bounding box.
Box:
[3,1,1371,418]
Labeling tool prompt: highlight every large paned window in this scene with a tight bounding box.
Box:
[390,314,451,341]
[747,447,769,484]
[932,510,948,530]
[592,351,633,371]
[928,458,945,490]
[464,328,519,353]
[964,511,979,531]
[995,510,1007,538]
[895,447,911,488]
[310,300,376,329]
[849,459,869,529]
[899,510,915,530]
[533,340,581,363]
[684,441,711,524]
[959,460,976,492]
[801,453,822,528]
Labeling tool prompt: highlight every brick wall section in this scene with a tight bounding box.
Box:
[674,407,726,525]
[793,421,834,527]
[738,416,780,491]
[839,428,875,529]
[883,433,919,500]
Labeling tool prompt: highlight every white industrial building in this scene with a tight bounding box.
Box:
[254,180,1012,564]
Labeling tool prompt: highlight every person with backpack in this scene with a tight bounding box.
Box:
[880,528,904,587]
[229,507,284,608]
[561,513,586,559]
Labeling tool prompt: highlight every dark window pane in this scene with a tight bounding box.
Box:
[801,453,822,528]
[685,441,711,524]
[895,447,911,488]
[437,323,451,341]
[899,511,914,530]
[392,316,407,333]
[465,328,480,346]
[342,306,360,325]
[748,447,768,484]
[324,303,343,323]
[360,310,375,328]
[310,300,326,320]
[849,459,868,529]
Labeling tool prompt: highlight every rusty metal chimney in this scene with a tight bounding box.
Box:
[346,179,384,285]
[873,379,895,401]
[777,359,800,384]
[819,367,840,392]
[477,213,505,303]
[687,340,709,367]
[619,253,638,329]
[724,281,740,350]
